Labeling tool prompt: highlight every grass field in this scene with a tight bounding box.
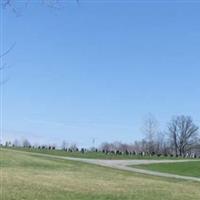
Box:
[134,161,200,178]
[6,147,191,160]
[1,149,200,200]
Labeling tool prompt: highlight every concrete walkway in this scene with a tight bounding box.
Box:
[5,149,200,182]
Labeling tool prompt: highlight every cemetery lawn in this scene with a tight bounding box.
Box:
[133,161,200,178]
[1,148,200,200]
[8,147,188,160]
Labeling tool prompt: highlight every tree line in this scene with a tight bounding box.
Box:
[3,115,200,158]
[101,115,200,158]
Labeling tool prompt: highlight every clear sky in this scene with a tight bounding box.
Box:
[1,1,200,147]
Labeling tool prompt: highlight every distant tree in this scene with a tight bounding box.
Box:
[69,143,78,152]
[5,141,8,147]
[118,142,129,153]
[154,131,168,155]
[13,139,20,147]
[168,115,199,156]
[61,140,68,150]
[22,139,31,148]
[142,114,159,154]
[5,141,11,147]
[100,142,111,152]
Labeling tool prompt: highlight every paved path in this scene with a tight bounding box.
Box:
[63,157,200,182]
[5,149,200,182]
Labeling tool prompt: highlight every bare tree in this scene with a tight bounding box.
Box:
[168,115,199,156]
[13,139,20,147]
[0,43,15,85]
[2,0,78,12]
[142,114,158,154]
[69,143,78,152]
[100,142,111,152]
[61,140,69,150]
[22,139,31,148]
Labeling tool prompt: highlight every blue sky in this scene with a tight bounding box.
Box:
[1,1,200,147]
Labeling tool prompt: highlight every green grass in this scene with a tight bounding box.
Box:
[1,148,200,200]
[5,147,190,160]
[134,161,200,178]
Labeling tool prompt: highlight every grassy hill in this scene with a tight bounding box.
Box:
[1,148,200,200]
[5,147,192,160]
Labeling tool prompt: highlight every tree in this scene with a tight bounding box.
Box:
[0,43,15,85]
[61,140,68,150]
[5,141,11,147]
[100,142,111,152]
[1,0,78,84]
[2,0,78,12]
[142,114,158,154]
[13,139,20,147]
[69,143,78,152]
[168,115,199,157]
[22,139,31,148]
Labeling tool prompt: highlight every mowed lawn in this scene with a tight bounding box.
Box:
[9,147,188,160]
[1,149,200,200]
[134,161,200,178]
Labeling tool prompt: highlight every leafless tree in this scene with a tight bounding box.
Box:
[168,115,199,156]
[0,43,15,85]
[61,140,69,150]
[142,114,159,154]
[2,0,78,12]
[22,139,31,147]
[69,143,78,151]
[13,139,20,147]
[100,142,111,152]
